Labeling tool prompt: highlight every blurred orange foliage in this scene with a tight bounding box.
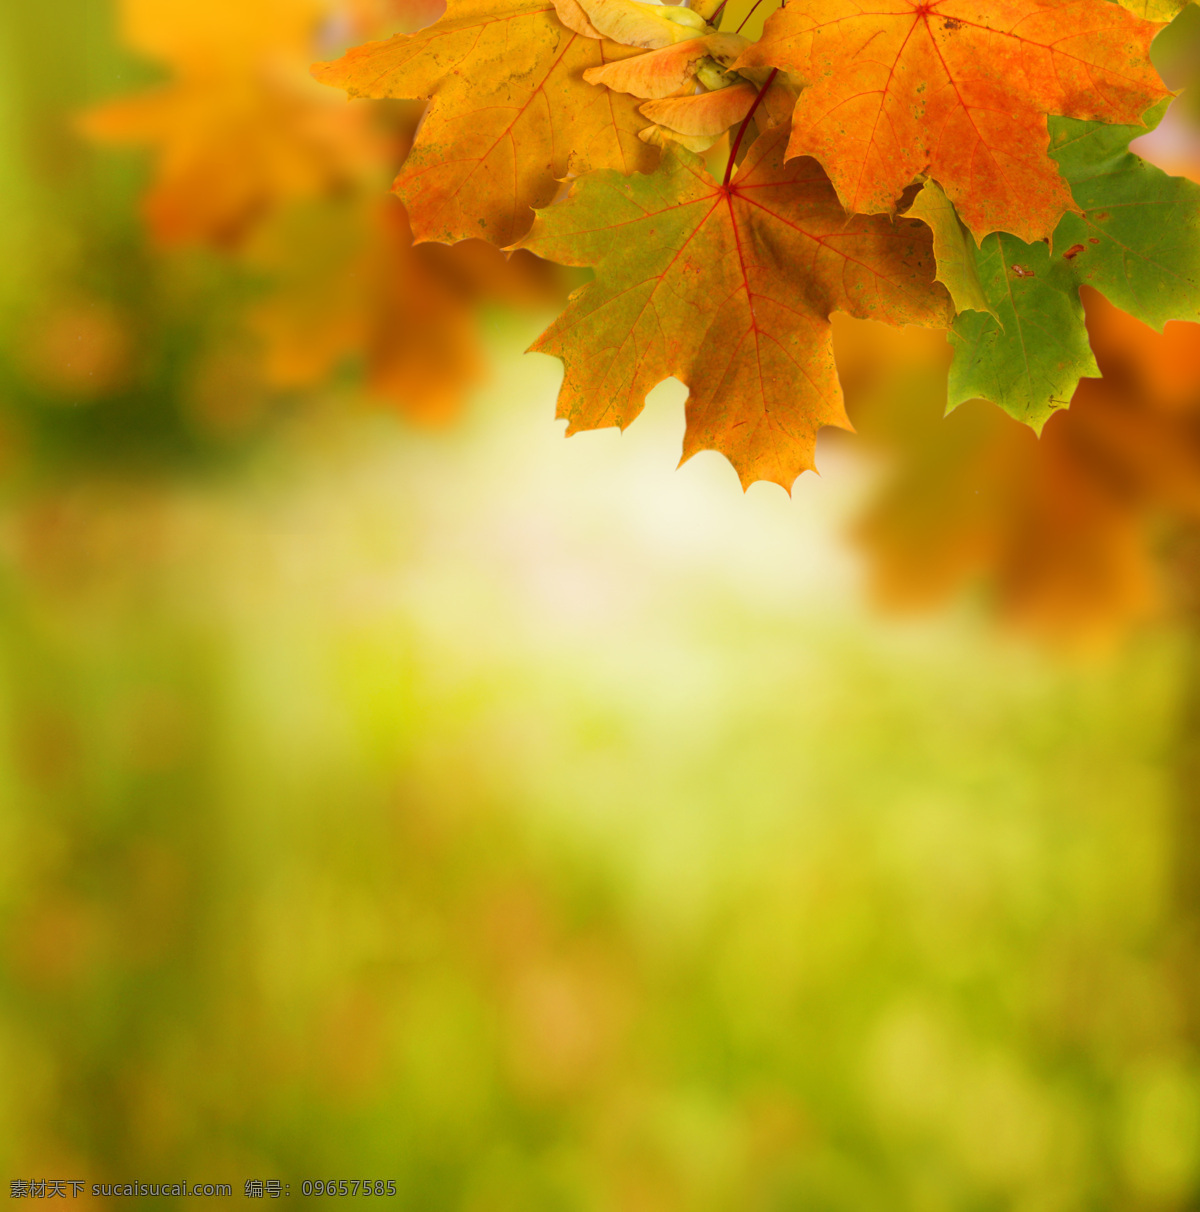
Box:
[838,94,1200,648]
[83,0,561,420]
[81,0,1200,641]
[848,291,1200,646]
[82,0,374,244]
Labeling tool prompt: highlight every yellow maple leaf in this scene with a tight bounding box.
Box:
[312,0,659,246]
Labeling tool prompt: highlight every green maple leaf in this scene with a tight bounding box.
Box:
[517,127,952,491]
[944,99,1200,430]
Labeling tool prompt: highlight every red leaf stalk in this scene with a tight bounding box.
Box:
[723,68,778,187]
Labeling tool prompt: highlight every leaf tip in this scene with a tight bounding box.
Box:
[309,57,345,88]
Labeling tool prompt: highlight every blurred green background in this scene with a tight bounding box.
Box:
[3,2,1200,1208]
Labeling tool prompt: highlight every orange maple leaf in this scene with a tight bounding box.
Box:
[312,0,659,246]
[739,0,1169,242]
[519,127,953,491]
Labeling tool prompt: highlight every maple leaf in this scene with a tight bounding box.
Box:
[944,100,1200,429]
[738,0,1169,243]
[517,127,952,490]
[311,0,659,246]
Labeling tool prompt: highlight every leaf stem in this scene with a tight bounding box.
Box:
[711,0,768,30]
[723,68,777,187]
[734,0,768,32]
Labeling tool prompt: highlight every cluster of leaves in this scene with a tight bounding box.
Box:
[84,0,563,423]
[838,56,1200,647]
[842,288,1200,645]
[315,0,1199,489]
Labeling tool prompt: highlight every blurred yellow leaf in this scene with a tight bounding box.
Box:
[82,0,378,244]
[81,0,565,421]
